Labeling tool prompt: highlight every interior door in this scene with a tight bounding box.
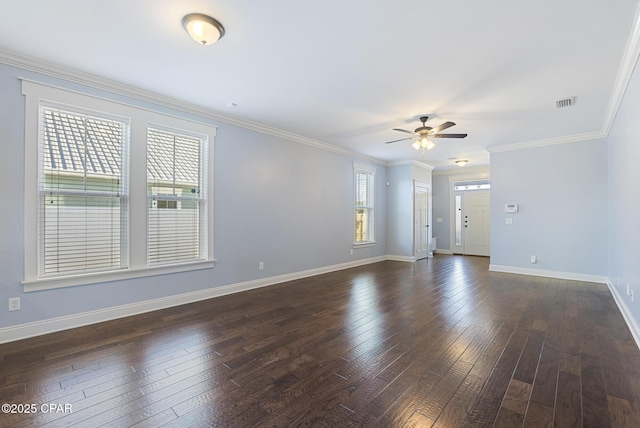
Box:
[463,190,490,256]
[414,182,430,260]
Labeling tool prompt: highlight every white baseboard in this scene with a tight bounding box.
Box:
[489,265,640,349]
[488,264,608,284]
[0,256,386,344]
[606,279,640,351]
[386,255,415,263]
[434,249,453,255]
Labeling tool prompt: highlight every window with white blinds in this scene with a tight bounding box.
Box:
[23,80,215,290]
[147,127,207,265]
[38,105,129,277]
[354,163,375,244]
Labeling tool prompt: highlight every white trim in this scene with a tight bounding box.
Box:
[23,261,215,292]
[352,242,377,249]
[353,162,376,245]
[606,279,640,351]
[434,249,454,255]
[1,49,385,166]
[1,256,386,344]
[602,0,640,136]
[489,264,608,284]
[485,132,605,154]
[22,79,217,291]
[386,255,416,263]
[387,160,435,170]
[352,161,377,174]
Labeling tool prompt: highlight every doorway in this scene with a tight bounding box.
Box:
[453,189,490,256]
[414,181,430,260]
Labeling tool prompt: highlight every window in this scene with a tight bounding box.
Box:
[147,127,207,265]
[453,180,491,191]
[354,163,375,244]
[23,80,215,291]
[38,104,130,277]
[455,194,462,247]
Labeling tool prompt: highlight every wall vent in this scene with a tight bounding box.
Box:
[555,97,575,108]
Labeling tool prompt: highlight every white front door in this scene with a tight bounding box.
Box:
[453,190,490,256]
[463,190,490,256]
[414,182,430,260]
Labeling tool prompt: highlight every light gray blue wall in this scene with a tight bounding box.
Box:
[489,139,608,275]
[0,63,387,328]
[386,163,433,258]
[432,174,451,250]
[607,54,640,326]
[386,164,413,258]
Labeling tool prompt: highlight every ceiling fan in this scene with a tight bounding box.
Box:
[385,116,467,151]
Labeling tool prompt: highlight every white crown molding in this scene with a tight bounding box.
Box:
[0,48,386,166]
[387,160,435,170]
[485,131,605,154]
[486,4,640,155]
[602,1,640,136]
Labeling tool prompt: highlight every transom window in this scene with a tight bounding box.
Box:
[453,180,491,191]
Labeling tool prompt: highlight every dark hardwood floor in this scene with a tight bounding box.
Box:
[2,255,640,427]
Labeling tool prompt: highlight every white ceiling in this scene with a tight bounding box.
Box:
[1,0,638,169]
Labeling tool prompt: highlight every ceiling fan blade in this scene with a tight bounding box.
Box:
[384,137,414,144]
[392,128,415,134]
[432,133,468,138]
[429,121,456,134]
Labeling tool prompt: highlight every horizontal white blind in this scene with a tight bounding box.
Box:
[147,127,205,265]
[39,106,129,277]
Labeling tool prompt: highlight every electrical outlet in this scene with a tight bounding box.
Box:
[350,249,354,255]
[530,255,537,264]
[259,262,264,270]
[631,289,634,302]
[627,284,631,296]
[8,297,20,311]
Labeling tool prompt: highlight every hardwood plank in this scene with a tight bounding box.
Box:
[1,256,640,426]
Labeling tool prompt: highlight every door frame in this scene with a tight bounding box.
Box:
[448,175,491,256]
[413,180,431,260]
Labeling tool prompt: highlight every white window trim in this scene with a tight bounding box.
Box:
[22,79,216,292]
[353,162,376,247]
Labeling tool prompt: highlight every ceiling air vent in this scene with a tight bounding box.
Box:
[555,97,575,108]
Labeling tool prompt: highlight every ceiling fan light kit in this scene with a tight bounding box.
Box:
[384,116,467,154]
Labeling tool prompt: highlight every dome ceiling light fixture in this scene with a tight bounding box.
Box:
[182,13,225,46]
[455,160,469,167]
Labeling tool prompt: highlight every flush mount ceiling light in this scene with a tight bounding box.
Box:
[182,13,225,45]
[455,160,469,167]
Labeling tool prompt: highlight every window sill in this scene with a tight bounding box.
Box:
[353,241,377,249]
[23,260,216,292]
